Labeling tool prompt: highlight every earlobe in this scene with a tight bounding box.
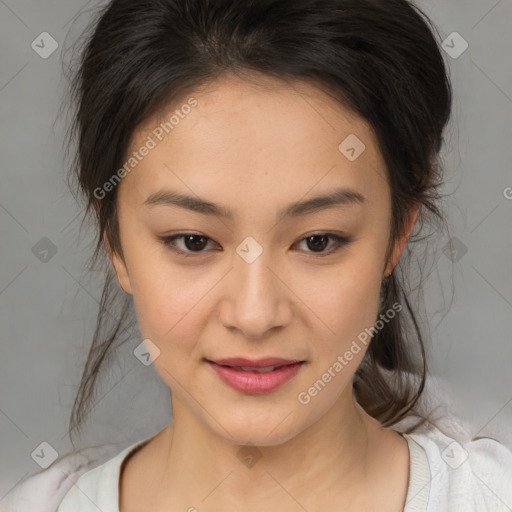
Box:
[103,232,133,295]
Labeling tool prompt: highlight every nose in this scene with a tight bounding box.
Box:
[218,249,293,340]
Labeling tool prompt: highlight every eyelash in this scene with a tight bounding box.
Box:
[158,232,352,258]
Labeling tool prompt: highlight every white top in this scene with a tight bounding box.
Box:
[59,433,433,512]
[4,419,512,512]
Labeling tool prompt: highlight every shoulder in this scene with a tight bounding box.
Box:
[56,440,145,512]
[389,371,512,510]
[0,442,120,512]
[407,422,512,511]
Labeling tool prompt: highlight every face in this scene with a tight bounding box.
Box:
[106,72,417,446]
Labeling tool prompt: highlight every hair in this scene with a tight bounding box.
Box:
[63,0,453,446]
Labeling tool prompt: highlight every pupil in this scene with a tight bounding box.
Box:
[307,235,328,252]
[185,235,207,251]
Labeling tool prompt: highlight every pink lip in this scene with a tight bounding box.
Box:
[209,357,302,368]
[207,360,304,394]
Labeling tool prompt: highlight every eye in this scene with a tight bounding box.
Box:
[293,232,352,256]
[159,233,218,257]
[159,232,352,258]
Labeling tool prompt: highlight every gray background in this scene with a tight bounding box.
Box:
[1,0,511,499]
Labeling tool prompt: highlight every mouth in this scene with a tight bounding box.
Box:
[208,362,303,372]
[205,358,306,394]
[206,356,305,368]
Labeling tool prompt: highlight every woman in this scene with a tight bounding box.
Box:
[5,0,511,511]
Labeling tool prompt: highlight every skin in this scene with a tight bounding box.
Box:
[106,71,419,512]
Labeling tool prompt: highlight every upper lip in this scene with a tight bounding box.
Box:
[207,357,304,368]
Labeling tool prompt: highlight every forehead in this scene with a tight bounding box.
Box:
[120,72,388,211]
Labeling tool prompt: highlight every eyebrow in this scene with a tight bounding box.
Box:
[143,187,366,221]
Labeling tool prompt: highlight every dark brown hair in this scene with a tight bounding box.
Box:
[64,0,453,445]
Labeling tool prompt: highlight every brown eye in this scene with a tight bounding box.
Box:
[181,234,209,251]
[295,233,352,256]
[160,233,216,256]
[305,234,329,252]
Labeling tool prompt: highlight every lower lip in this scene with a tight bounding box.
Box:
[207,361,304,394]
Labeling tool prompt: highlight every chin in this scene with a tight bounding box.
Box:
[211,413,305,448]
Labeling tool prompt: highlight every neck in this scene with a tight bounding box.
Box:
[149,387,383,511]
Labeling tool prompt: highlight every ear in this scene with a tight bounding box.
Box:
[384,203,420,277]
[103,232,133,295]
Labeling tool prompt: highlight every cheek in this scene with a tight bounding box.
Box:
[128,255,220,363]
[304,259,383,357]
[130,273,204,385]
[126,252,191,337]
